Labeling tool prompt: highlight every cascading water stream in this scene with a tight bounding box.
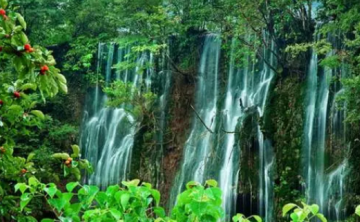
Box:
[170,35,221,204]
[80,44,154,189]
[303,35,349,221]
[218,37,275,221]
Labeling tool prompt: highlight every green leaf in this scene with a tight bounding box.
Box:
[57,74,67,84]
[66,182,79,192]
[356,205,360,216]
[15,183,28,194]
[110,208,122,220]
[252,215,262,222]
[28,177,40,188]
[186,181,199,189]
[154,207,166,218]
[48,198,67,212]
[316,213,327,222]
[21,83,37,91]
[44,187,58,198]
[20,193,32,211]
[233,214,244,222]
[16,13,27,30]
[121,193,130,209]
[30,110,45,120]
[52,153,70,160]
[71,145,80,158]
[290,212,299,222]
[151,189,161,206]
[282,203,297,217]
[205,179,218,187]
[310,204,319,215]
[41,219,55,222]
[59,83,68,93]
[27,152,35,162]
[122,179,140,187]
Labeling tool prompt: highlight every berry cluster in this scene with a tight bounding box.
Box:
[65,157,73,167]
[24,44,34,53]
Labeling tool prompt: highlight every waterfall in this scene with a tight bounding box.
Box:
[80,43,154,189]
[218,37,275,221]
[303,36,348,220]
[170,34,221,204]
[303,49,318,199]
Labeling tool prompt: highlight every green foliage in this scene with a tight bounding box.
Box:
[171,180,224,221]
[282,203,327,222]
[232,214,262,222]
[52,144,93,181]
[13,179,227,222]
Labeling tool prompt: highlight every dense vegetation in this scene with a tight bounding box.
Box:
[1,0,360,221]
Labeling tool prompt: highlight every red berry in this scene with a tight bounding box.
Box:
[21,169,27,174]
[0,9,6,16]
[40,65,49,74]
[0,100,3,105]
[0,147,5,153]
[0,46,3,52]
[13,91,20,98]
[24,44,31,51]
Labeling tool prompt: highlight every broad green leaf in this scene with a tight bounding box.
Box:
[252,215,262,222]
[186,181,199,189]
[282,203,297,217]
[110,208,122,220]
[20,193,32,211]
[290,212,299,222]
[310,204,319,215]
[316,213,327,222]
[41,219,54,222]
[356,205,360,216]
[233,213,244,222]
[30,110,45,120]
[44,187,58,198]
[121,193,130,209]
[15,183,28,194]
[122,179,140,187]
[71,145,80,158]
[28,177,40,188]
[205,179,218,187]
[106,185,119,196]
[66,182,79,192]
